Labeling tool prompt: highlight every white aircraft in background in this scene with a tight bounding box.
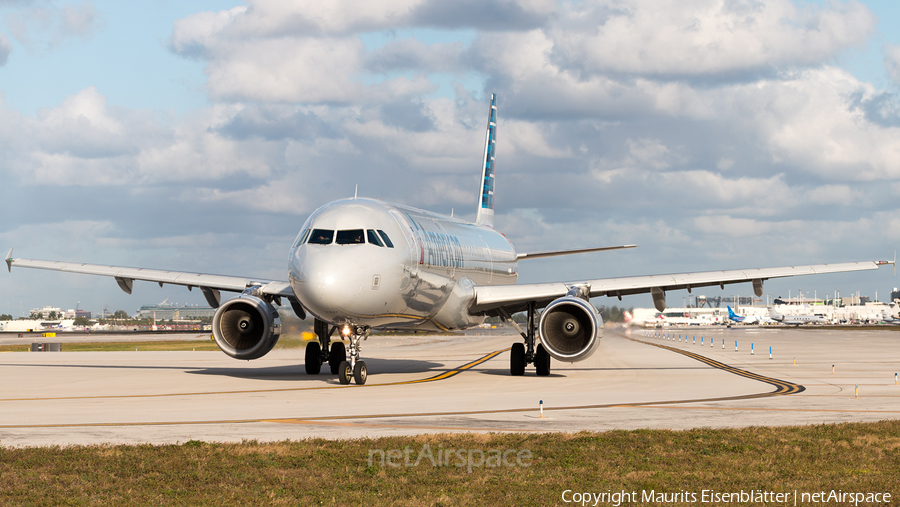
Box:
[879,310,900,324]
[768,307,828,325]
[6,94,893,384]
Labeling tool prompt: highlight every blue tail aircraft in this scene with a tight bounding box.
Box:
[727,306,760,324]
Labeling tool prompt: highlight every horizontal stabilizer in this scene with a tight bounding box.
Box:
[517,244,637,260]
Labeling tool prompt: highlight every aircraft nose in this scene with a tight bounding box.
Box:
[290,249,364,315]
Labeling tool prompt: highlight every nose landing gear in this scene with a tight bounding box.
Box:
[304,319,369,384]
[337,324,368,385]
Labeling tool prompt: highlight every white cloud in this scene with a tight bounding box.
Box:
[759,68,900,180]
[804,184,862,206]
[547,0,875,79]
[694,215,776,236]
[0,32,11,64]
[169,6,247,58]
[208,36,367,103]
[4,1,102,50]
[884,43,900,86]
[222,0,425,36]
[0,88,282,186]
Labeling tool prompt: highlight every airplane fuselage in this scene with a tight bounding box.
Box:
[288,198,518,331]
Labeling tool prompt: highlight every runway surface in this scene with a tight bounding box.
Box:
[1,327,898,446]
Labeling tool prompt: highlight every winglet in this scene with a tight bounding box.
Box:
[5,248,11,273]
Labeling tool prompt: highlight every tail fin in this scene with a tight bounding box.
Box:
[727,306,735,317]
[475,93,497,227]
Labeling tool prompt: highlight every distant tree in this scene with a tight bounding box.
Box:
[0,314,12,321]
[73,317,91,327]
[113,310,129,319]
[48,311,58,320]
[596,305,635,323]
[30,311,42,319]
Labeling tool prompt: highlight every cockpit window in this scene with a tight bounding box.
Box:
[308,229,334,244]
[377,230,394,248]
[336,229,365,245]
[367,230,384,247]
[293,229,309,249]
[295,228,311,247]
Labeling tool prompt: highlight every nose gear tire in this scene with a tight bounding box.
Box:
[353,361,367,385]
[338,360,352,385]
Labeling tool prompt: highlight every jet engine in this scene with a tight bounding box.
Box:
[538,296,603,362]
[212,296,281,360]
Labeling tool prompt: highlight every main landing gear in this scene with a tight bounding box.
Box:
[304,319,368,385]
[501,302,550,377]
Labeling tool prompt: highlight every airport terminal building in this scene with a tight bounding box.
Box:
[632,301,895,327]
[135,303,216,321]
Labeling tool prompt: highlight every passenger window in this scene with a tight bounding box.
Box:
[308,229,334,244]
[367,230,384,247]
[377,230,394,248]
[336,229,365,245]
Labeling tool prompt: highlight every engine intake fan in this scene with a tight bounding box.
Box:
[538,296,603,362]
[212,295,281,360]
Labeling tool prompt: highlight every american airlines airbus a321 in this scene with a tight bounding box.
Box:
[5,94,893,384]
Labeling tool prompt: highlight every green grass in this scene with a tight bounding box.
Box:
[0,335,315,353]
[0,420,898,506]
[0,340,220,353]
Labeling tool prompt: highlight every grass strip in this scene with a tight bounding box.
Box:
[0,420,897,506]
[0,340,220,353]
[0,336,314,353]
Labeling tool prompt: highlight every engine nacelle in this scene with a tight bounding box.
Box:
[212,296,281,360]
[538,296,603,362]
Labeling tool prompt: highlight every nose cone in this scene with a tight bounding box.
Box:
[289,247,365,319]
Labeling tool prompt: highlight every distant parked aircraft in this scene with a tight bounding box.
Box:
[768,307,827,325]
[880,310,900,325]
[727,306,759,324]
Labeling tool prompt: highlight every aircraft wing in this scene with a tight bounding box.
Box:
[471,261,892,312]
[516,244,637,260]
[5,249,293,308]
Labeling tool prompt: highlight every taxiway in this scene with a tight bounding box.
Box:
[1,327,898,446]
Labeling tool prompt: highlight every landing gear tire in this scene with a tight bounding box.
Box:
[510,343,526,376]
[305,342,322,375]
[535,343,551,377]
[338,360,352,385]
[353,361,367,385]
[329,342,346,374]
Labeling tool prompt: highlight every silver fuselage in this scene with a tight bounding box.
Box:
[288,198,517,331]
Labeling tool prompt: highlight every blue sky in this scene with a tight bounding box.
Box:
[2,0,900,316]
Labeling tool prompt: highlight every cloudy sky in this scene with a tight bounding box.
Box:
[2,0,899,317]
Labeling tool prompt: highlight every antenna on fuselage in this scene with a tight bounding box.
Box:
[354,184,358,200]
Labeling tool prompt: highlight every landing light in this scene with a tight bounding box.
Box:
[342,324,351,337]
